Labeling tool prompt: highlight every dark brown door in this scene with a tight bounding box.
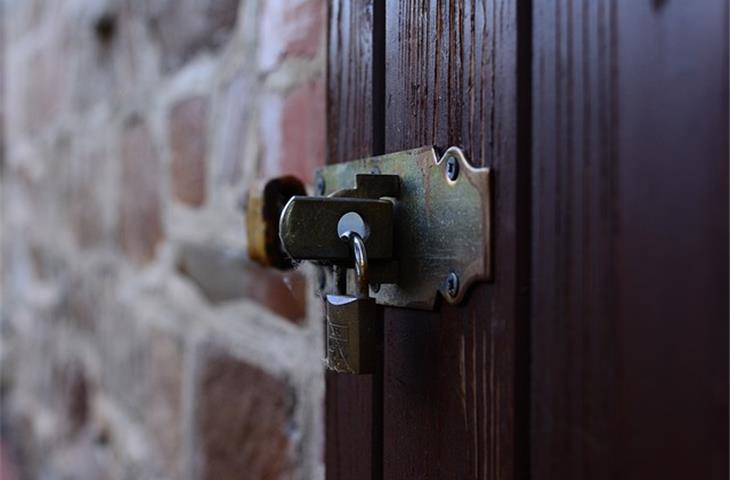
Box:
[326,1,728,479]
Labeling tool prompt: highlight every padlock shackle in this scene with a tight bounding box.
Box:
[343,232,369,297]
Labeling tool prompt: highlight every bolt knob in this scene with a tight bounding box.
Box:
[244,176,307,269]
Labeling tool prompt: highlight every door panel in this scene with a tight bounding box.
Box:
[326,2,380,479]
[531,1,729,479]
[382,1,528,479]
[326,0,728,478]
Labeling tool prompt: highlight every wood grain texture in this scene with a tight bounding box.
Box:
[326,2,381,480]
[531,1,729,479]
[328,0,375,165]
[383,1,528,479]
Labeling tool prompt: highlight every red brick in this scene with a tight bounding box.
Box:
[0,441,20,480]
[217,70,254,184]
[96,321,184,477]
[69,149,106,248]
[280,78,326,180]
[258,0,325,70]
[284,0,325,58]
[149,0,241,72]
[0,19,4,161]
[51,360,90,435]
[118,119,164,264]
[198,351,294,480]
[70,181,104,248]
[169,96,209,206]
[177,242,307,323]
[143,330,184,479]
[62,269,104,332]
[25,49,64,133]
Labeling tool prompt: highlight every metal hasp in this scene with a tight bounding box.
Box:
[281,146,492,310]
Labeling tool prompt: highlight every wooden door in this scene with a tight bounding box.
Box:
[326,1,728,479]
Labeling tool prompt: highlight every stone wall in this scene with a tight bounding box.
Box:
[0,0,326,478]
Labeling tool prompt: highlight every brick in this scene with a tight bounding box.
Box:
[177,243,307,323]
[0,441,20,480]
[19,4,73,134]
[25,49,64,133]
[258,79,326,180]
[70,10,121,113]
[51,360,90,435]
[169,96,209,206]
[0,18,4,168]
[143,330,184,479]
[197,351,294,480]
[97,319,184,478]
[60,273,98,332]
[118,118,164,265]
[2,0,327,477]
[69,149,107,248]
[280,78,326,179]
[283,0,325,58]
[258,92,284,179]
[148,0,241,72]
[258,0,325,70]
[57,263,116,332]
[70,179,104,248]
[216,70,254,184]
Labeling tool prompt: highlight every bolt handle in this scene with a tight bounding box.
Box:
[244,175,307,269]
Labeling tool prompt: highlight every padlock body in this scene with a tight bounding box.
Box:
[325,294,378,374]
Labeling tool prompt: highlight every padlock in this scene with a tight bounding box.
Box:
[325,231,379,374]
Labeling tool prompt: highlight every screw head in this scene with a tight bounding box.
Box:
[370,166,381,175]
[445,156,459,181]
[315,174,325,195]
[446,272,460,298]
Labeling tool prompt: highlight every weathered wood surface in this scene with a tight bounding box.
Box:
[382,1,528,479]
[531,1,729,478]
[326,1,382,479]
[326,0,728,478]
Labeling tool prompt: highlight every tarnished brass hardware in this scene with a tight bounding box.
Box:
[315,146,492,309]
[329,173,400,199]
[325,231,380,374]
[246,145,492,310]
[280,197,394,262]
[245,176,306,269]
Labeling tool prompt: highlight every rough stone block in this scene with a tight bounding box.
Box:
[177,242,307,323]
[51,360,90,435]
[118,118,164,265]
[25,49,65,134]
[97,317,184,478]
[197,350,295,480]
[169,95,209,206]
[57,264,116,333]
[258,0,325,70]
[215,70,254,184]
[143,329,184,479]
[69,148,109,249]
[281,78,326,180]
[148,0,241,72]
[258,78,325,181]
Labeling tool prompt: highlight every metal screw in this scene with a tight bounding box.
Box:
[446,156,459,181]
[315,174,325,195]
[370,166,381,175]
[446,272,460,298]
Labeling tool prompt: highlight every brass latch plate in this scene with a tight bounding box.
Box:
[316,146,492,309]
